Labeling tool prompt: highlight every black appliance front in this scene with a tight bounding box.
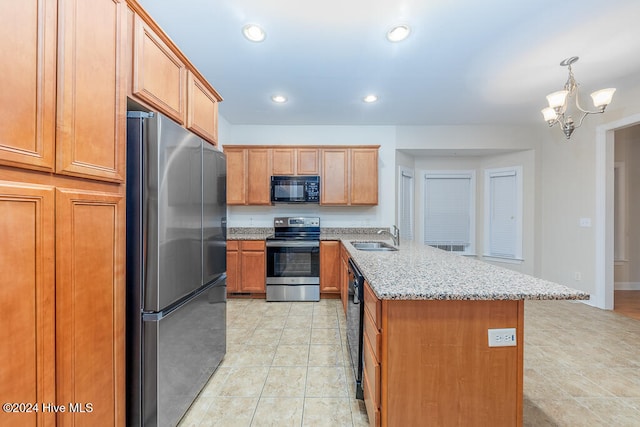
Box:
[266,241,320,301]
[346,258,365,400]
[266,242,320,280]
[270,175,320,203]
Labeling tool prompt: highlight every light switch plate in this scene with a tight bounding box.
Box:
[488,328,517,347]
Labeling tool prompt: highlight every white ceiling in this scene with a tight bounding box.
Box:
[138,0,640,126]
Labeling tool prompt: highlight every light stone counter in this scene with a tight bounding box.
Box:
[227,227,588,302]
[227,227,272,240]
[340,239,590,301]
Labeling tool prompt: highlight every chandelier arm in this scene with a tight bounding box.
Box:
[573,89,601,115]
[573,111,590,130]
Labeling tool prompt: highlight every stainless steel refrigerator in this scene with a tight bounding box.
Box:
[126,111,227,427]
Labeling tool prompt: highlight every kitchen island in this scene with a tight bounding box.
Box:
[340,239,588,427]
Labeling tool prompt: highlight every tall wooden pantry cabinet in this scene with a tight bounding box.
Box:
[0,0,126,425]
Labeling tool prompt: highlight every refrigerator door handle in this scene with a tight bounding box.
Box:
[143,274,227,322]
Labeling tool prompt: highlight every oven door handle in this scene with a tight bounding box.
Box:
[266,240,320,248]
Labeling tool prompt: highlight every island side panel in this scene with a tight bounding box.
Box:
[381,299,524,427]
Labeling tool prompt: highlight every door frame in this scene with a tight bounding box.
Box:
[595,112,640,309]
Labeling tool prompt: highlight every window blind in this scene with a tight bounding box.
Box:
[488,171,517,257]
[424,174,471,246]
[398,169,414,240]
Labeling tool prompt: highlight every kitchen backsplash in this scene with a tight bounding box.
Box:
[227,227,389,236]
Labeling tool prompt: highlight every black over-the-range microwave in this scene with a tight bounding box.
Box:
[270,175,320,203]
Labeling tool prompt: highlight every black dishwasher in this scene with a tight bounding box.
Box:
[346,258,365,400]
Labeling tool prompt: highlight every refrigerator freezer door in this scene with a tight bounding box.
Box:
[144,114,203,312]
[141,276,226,427]
[203,143,227,285]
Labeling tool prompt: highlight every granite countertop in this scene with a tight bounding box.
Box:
[226,227,589,302]
[227,228,273,240]
[341,239,590,302]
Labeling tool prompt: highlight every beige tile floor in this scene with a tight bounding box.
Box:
[179,298,640,427]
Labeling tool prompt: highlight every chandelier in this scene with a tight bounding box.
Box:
[541,56,616,139]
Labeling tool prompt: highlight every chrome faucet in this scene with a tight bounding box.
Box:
[377,225,400,246]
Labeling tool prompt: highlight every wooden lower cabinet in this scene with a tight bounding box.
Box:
[226,241,240,292]
[0,181,125,426]
[320,241,340,294]
[363,282,524,427]
[227,240,266,294]
[0,182,56,427]
[55,189,125,425]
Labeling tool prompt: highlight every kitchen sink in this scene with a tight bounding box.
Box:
[350,241,398,251]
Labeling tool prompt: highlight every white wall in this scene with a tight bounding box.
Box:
[408,150,537,275]
[539,83,640,306]
[220,125,396,228]
[395,125,541,151]
[217,80,640,307]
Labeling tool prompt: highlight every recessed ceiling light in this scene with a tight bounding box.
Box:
[242,24,266,42]
[271,95,287,103]
[363,94,378,103]
[386,24,411,42]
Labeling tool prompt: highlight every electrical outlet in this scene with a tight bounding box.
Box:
[488,328,517,347]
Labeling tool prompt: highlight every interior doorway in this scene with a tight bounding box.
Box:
[595,113,640,310]
[612,125,640,319]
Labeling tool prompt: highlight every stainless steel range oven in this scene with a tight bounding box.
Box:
[266,217,320,302]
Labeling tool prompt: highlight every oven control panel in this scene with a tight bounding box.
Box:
[274,217,320,228]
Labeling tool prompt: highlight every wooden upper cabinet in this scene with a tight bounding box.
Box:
[297,148,319,175]
[225,147,270,205]
[55,188,125,426]
[321,148,349,205]
[272,148,296,175]
[272,148,319,176]
[321,147,378,205]
[350,148,378,205]
[0,0,56,172]
[186,71,219,146]
[225,148,246,205]
[247,149,271,205]
[225,145,377,206]
[0,182,56,427]
[132,12,186,124]
[57,0,126,183]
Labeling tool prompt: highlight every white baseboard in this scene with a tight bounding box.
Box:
[614,282,640,291]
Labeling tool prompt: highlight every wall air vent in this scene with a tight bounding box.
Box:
[430,244,466,252]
